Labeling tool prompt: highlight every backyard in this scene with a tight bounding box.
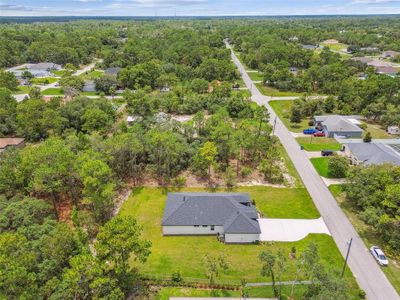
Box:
[329,185,400,294]
[119,187,358,293]
[269,100,310,132]
[296,137,342,151]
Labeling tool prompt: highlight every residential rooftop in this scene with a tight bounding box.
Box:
[346,143,400,166]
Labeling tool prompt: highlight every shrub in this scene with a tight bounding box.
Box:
[359,123,368,130]
[308,119,314,126]
[240,166,252,178]
[363,131,372,143]
[172,176,186,188]
[328,155,349,178]
[171,271,183,283]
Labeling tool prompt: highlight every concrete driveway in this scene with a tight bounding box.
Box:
[258,218,330,242]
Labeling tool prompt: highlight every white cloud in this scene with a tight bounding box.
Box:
[352,0,400,4]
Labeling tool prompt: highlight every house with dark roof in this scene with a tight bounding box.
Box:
[162,193,261,243]
[0,138,25,154]
[344,143,400,166]
[105,67,122,77]
[314,115,363,138]
[382,50,400,59]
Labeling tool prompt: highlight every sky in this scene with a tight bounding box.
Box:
[1,0,400,16]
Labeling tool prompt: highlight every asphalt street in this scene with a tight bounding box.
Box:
[227,41,399,300]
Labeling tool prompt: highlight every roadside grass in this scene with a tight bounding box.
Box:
[31,77,58,85]
[296,137,342,151]
[329,185,400,294]
[81,91,101,96]
[233,51,256,71]
[41,88,64,96]
[276,142,303,187]
[247,71,263,82]
[256,83,306,97]
[14,85,30,94]
[321,42,348,52]
[361,121,397,139]
[119,187,359,291]
[269,100,310,133]
[52,70,69,77]
[310,157,330,178]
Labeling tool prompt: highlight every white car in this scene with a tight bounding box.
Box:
[370,246,389,266]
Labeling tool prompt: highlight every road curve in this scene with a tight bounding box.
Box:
[227,41,399,300]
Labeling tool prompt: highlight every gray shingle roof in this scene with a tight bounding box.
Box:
[315,115,363,133]
[346,143,400,166]
[162,193,260,234]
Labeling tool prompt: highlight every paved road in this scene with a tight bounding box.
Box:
[227,41,399,300]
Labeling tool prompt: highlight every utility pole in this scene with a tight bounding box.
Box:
[341,238,353,278]
[272,116,277,136]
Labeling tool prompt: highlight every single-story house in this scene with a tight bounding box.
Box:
[387,126,400,135]
[314,115,364,138]
[360,47,379,53]
[381,51,400,59]
[83,80,96,92]
[0,138,25,154]
[29,62,61,72]
[105,67,122,77]
[302,44,318,50]
[344,143,400,166]
[162,193,261,244]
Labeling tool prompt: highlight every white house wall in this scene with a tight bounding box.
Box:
[224,233,260,243]
[163,225,224,235]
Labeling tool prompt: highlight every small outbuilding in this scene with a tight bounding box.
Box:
[0,138,25,154]
[162,193,261,244]
[387,126,400,135]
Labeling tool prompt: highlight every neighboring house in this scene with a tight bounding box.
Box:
[314,115,364,138]
[126,115,140,125]
[381,50,400,58]
[12,62,62,79]
[302,44,318,50]
[360,46,379,53]
[344,143,400,166]
[160,86,171,93]
[29,62,62,72]
[162,193,261,244]
[367,59,392,68]
[387,126,400,135]
[105,67,122,77]
[83,80,96,92]
[0,138,25,154]
[376,66,398,77]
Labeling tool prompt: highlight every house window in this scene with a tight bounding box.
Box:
[202,225,207,227]
[194,225,199,227]
[211,225,215,231]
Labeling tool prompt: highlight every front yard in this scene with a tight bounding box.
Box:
[296,137,342,151]
[329,185,400,294]
[310,157,330,178]
[119,187,358,293]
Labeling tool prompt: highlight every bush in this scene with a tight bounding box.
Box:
[171,271,183,283]
[359,123,368,130]
[172,176,186,189]
[328,155,349,178]
[363,131,372,143]
[225,166,237,189]
[308,119,314,126]
[240,166,252,178]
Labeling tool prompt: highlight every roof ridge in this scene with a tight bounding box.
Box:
[224,211,259,233]
[162,197,188,225]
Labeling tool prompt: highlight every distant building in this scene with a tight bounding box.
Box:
[351,57,372,64]
[160,86,171,93]
[104,67,122,77]
[381,51,400,59]
[83,80,96,92]
[367,60,392,68]
[0,138,25,154]
[126,115,140,125]
[162,193,261,244]
[360,47,379,53]
[344,143,400,166]
[387,126,400,135]
[323,39,339,45]
[302,44,318,50]
[314,115,363,138]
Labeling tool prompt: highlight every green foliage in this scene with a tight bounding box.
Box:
[94,74,117,94]
[0,88,17,136]
[0,70,18,91]
[363,131,372,143]
[328,155,349,178]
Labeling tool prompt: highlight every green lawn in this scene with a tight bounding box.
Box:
[52,70,69,77]
[119,187,358,291]
[14,85,30,94]
[81,91,100,96]
[247,71,263,82]
[269,100,310,133]
[329,185,400,294]
[321,42,348,52]
[31,77,58,85]
[362,121,397,139]
[256,83,306,97]
[296,137,342,151]
[310,157,331,178]
[41,88,64,96]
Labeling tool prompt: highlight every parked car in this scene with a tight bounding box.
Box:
[303,128,317,134]
[321,150,334,156]
[370,246,389,266]
[313,131,325,137]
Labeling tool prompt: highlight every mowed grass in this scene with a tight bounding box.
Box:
[362,121,397,139]
[296,137,342,151]
[119,187,359,288]
[269,100,310,133]
[14,85,31,94]
[329,185,400,294]
[256,83,306,97]
[42,88,64,95]
[310,157,330,178]
[31,77,58,85]
[247,71,264,82]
